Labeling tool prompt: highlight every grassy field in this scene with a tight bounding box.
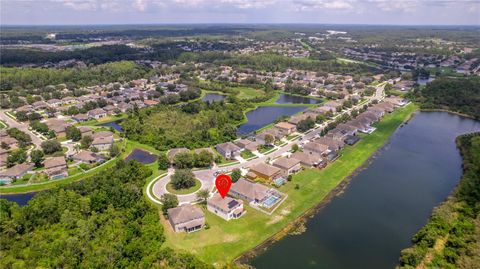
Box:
[161,103,417,267]
[166,178,202,195]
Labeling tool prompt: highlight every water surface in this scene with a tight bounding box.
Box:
[202,93,226,102]
[237,106,307,135]
[98,119,124,132]
[250,112,480,269]
[0,192,38,206]
[275,93,321,104]
[125,148,157,164]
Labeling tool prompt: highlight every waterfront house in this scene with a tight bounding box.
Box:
[207,193,245,221]
[87,108,107,119]
[167,204,205,233]
[249,163,283,182]
[103,105,116,115]
[44,157,68,179]
[72,150,105,164]
[0,163,34,184]
[272,157,302,175]
[91,131,114,151]
[303,141,330,156]
[274,122,297,136]
[216,142,241,160]
[230,178,270,204]
[291,152,325,168]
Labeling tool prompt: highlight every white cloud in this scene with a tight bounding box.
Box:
[293,0,354,11]
[368,0,419,12]
[55,0,98,11]
[132,0,147,11]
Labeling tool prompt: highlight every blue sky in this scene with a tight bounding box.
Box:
[1,0,479,25]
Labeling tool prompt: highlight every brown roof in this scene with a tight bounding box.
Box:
[315,136,344,151]
[273,157,301,170]
[304,142,329,154]
[44,157,66,169]
[291,152,323,166]
[275,122,296,130]
[0,163,34,178]
[73,150,103,163]
[230,178,270,201]
[208,193,243,212]
[250,163,282,177]
[167,204,204,225]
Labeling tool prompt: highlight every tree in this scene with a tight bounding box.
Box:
[171,169,196,190]
[193,150,214,168]
[6,149,27,167]
[41,140,62,154]
[160,193,179,215]
[157,153,169,170]
[80,135,93,149]
[66,126,82,141]
[196,189,210,205]
[15,111,28,122]
[30,150,45,167]
[173,152,194,169]
[231,169,242,183]
[109,144,120,158]
[264,134,274,146]
[292,143,299,152]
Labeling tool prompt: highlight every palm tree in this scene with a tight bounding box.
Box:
[196,189,210,205]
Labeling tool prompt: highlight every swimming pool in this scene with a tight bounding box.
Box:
[263,195,280,208]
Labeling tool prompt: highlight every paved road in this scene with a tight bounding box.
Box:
[151,86,385,204]
[0,110,43,148]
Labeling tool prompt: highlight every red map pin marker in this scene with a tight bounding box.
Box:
[215,174,232,199]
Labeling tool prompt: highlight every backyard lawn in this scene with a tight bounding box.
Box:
[161,103,417,267]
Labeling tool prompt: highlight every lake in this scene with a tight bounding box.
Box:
[237,106,307,135]
[125,148,158,164]
[250,112,480,269]
[98,119,124,132]
[275,93,321,104]
[202,93,226,102]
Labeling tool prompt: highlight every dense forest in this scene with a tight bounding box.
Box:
[397,133,480,269]
[0,160,212,268]
[122,100,247,151]
[0,61,152,91]
[408,77,480,119]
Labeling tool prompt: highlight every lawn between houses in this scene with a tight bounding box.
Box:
[161,103,417,267]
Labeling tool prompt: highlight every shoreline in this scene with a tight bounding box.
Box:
[234,107,417,265]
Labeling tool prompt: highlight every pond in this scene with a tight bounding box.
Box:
[250,112,480,269]
[0,192,38,206]
[202,93,226,102]
[275,93,321,104]
[417,76,435,86]
[237,106,308,136]
[98,119,124,132]
[125,148,158,164]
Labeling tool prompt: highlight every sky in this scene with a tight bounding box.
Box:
[1,0,479,25]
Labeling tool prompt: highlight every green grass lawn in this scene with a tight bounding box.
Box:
[240,150,255,159]
[235,86,265,100]
[166,179,202,195]
[0,120,7,129]
[161,103,417,267]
